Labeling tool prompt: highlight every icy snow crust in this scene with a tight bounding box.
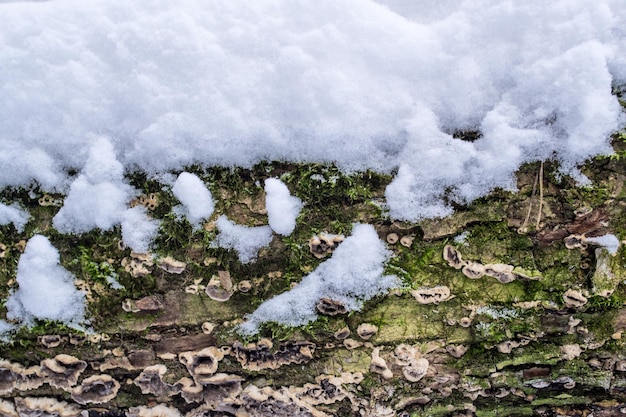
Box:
[238,224,398,335]
[1,0,625,221]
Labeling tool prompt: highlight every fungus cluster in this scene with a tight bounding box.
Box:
[443,245,539,284]
[309,233,344,259]
[232,340,315,371]
[411,286,453,304]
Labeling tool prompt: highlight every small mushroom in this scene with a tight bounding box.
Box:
[71,374,120,404]
[563,289,588,308]
[462,262,485,279]
[238,280,252,293]
[443,245,466,269]
[400,235,415,248]
[386,233,399,245]
[370,348,393,379]
[356,323,378,340]
[564,234,587,250]
[157,256,186,274]
[316,298,347,315]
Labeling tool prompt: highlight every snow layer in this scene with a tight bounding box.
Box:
[4,235,86,327]
[239,223,398,335]
[264,178,302,236]
[211,216,273,264]
[586,233,621,255]
[0,0,624,222]
[172,172,215,226]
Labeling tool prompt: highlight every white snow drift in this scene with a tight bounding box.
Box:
[172,172,215,227]
[239,223,398,335]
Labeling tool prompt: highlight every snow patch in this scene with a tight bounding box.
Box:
[0,202,29,232]
[238,223,398,335]
[172,172,215,227]
[211,216,273,264]
[264,178,302,236]
[5,235,86,328]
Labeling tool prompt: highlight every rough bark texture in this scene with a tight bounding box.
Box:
[1,137,626,416]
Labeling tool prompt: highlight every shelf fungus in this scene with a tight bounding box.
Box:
[356,323,378,340]
[411,286,453,304]
[484,263,516,284]
[334,327,351,340]
[157,256,186,274]
[178,373,244,405]
[232,340,315,371]
[15,397,82,417]
[316,297,347,315]
[122,294,165,313]
[0,361,44,395]
[392,344,429,382]
[40,354,87,390]
[386,233,399,244]
[370,348,393,379]
[133,364,180,397]
[38,335,62,349]
[309,233,344,259]
[205,274,234,302]
[563,289,588,309]
[127,404,182,417]
[462,262,485,279]
[71,374,120,405]
[179,347,224,384]
[443,245,466,269]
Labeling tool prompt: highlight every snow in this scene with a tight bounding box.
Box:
[264,178,302,236]
[211,216,273,264]
[0,0,622,223]
[239,223,398,335]
[0,203,29,232]
[0,0,625,333]
[4,235,86,328]
[172,172,215,227]
[586,233,621,255]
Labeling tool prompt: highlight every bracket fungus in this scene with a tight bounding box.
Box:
[133,364,180,397]
[403,358,429,382]
[563,289,588,309]
[40,354,87,390]
[400,235,415,248]
[370,348,393,379]
[232,340,315,371]
[443,245,466,269]
[179,347,224,384]
[127,405,182,417]
[386,233,399,244]
[157,256,186,274]
[316,298,347,315]
[333,327,351,340]
[71,374,120,404]
[205,274,234,302]
[309,233,344,259]
[411,286,453,304]
[356,323,378,340]
[38,335,62,349]
[462,262,486,279]
[123,294,165,313]
[484,263,516,284]
[14,397,82,417]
